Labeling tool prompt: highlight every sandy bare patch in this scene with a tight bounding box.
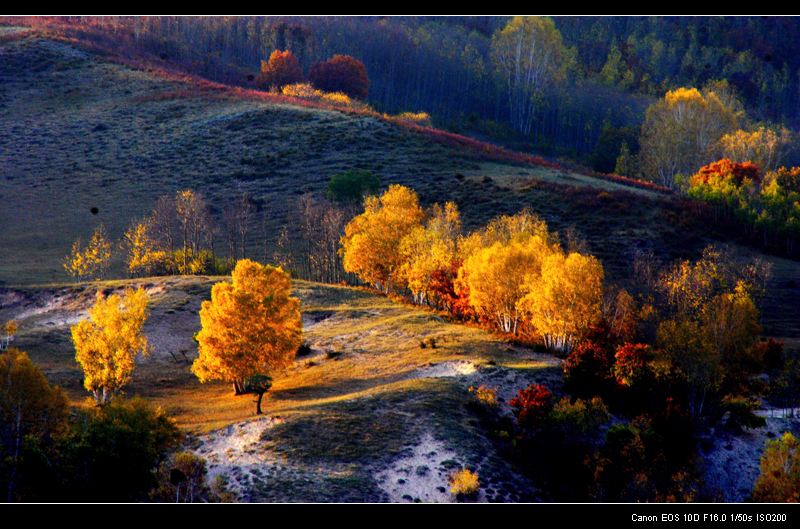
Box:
[411,360,478,379]
[192,416,283,498]
[143,309,199,363]
[375,432,481,503]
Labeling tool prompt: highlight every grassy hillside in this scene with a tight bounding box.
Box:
[4,25,800,505]
[2,34,800,334]
[0,275,559,501]
[3,34,682,286]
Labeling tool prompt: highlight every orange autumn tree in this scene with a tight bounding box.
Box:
[340,184,425,293]
[191,259,302,414]
[309,54,370,99]
[71,287,150,404]
[257,50,304,90]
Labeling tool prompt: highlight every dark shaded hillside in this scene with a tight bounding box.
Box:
[0,35,667,283]
[2,33,799,344]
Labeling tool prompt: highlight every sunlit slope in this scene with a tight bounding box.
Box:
[0,276,557,501]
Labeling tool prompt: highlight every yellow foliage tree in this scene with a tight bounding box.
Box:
[2,320,17,351]
[398,202,461,305]
[518,251,604,352]
[340,184,424,293]
[121,220,168,277]
[701,281,762,377]
[658,246,725,317]
[753,432,800,502]
[459,209,553,257]
[640,86,741,187]
[191,259,302,413]
[459,237,553,334]
[71,287,149,404]
[456,210,559,334]
[717,126,792,173]
[63,225,112,281]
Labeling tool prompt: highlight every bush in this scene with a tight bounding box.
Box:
[549,396,610,435]
[613,343,652,388]
[593,423,648,501]
[296,342,313,357]
[151,451,214,503]
[309,54,369,99]
[510,384,553,430]
[327,170,380,203]
[563,340,615,397]
[721,395,766,431]
[60,397,182,502]
[468,385,498,409]
[396,112,432,127]
[450,468,480,498]
[281,82,322,99]
[321,91,353,106]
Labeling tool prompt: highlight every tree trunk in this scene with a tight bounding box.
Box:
[255,392,264,415]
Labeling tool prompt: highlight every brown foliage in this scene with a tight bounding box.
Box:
[309,54,369,99]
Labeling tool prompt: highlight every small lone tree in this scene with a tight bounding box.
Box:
[191,259,302,415]
[257,50,304,90]
[244,374,273,415]
[63,225,112,281]
[71,287,150,404]
[2,320,17,351]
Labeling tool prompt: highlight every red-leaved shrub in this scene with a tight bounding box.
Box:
[613,343,652,387]
[511,384,553,429]
[563,339,615,397]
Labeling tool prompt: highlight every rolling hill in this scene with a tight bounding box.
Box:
[3,31,799,340]
[3,29,800,503]
[3,32,680,286]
